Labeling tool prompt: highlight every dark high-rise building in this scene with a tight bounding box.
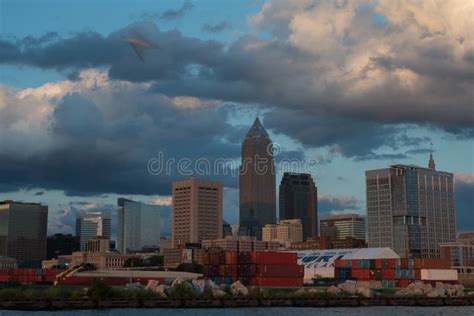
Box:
[46,234,80,259]
[0,201,48,265]
[279,173,318,240]
[239,118,276,239]
[366,154,456,258]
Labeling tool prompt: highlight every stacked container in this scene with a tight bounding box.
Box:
[203,250,304,287]
[0,268,66,285]
[334,258,454,288]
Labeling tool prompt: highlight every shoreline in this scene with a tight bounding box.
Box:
[1,297,473,311]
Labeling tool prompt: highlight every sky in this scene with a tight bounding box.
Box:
[0,0,473,239]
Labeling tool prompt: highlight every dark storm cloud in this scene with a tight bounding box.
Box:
[0,20,472,159]
[202,21,232,33]
[455,180,474,232]
[160,1,194,20]
[264,110,431,161]
[0,87,242,196]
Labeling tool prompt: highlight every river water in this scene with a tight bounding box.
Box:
[1,307,474,316]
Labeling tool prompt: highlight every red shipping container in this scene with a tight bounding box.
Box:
[0,275,10,282]
[386,259,395,269]
[256,264,304,277]
[401,258,408,269]
[226,265,238,276]
[238,252,251,264]
[351,269,361,279]
[237,264,257,276]
[382,269,395,279]
[375,259,382,269]
[225,252,238,265]
[250,252,296,265]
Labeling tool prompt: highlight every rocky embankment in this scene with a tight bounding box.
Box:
[0,279,473,310]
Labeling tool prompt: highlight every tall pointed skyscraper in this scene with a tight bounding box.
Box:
[239,118,276,239]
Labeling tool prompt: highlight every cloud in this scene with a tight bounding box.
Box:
[160,1,194,21]
[150,197,172,206]
[455,172,474,185]
[0,70,242,196]
[318,194,361,218]
[202,21,232,33]
[0,1,472,159]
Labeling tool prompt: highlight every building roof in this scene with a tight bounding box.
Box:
[389,164,452,175]
[246,117,268,138]
[0,200,44,206]
[340,247,399,260]
[320,213,364,220]
[291,247,399,269]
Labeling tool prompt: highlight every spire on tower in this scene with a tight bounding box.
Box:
[246,117,268,138]
[428,152,436,170]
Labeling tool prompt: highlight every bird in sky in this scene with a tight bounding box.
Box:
[123,30,157,62]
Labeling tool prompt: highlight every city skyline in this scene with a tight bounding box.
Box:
[0,0,472,239]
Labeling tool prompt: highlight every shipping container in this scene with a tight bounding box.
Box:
[225,252,238,265]
[238,252,251,264]
[414,258,451,270]
[375,259,382,269]
[420,269,458,281]
[256,264,304,278]
[249,252,296,265]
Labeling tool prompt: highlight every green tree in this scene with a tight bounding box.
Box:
[87,279,113,300]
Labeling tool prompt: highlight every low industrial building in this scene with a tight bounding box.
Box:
[70,251,135,269]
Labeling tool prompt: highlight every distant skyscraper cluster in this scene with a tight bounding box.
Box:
[0,118,462,267]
